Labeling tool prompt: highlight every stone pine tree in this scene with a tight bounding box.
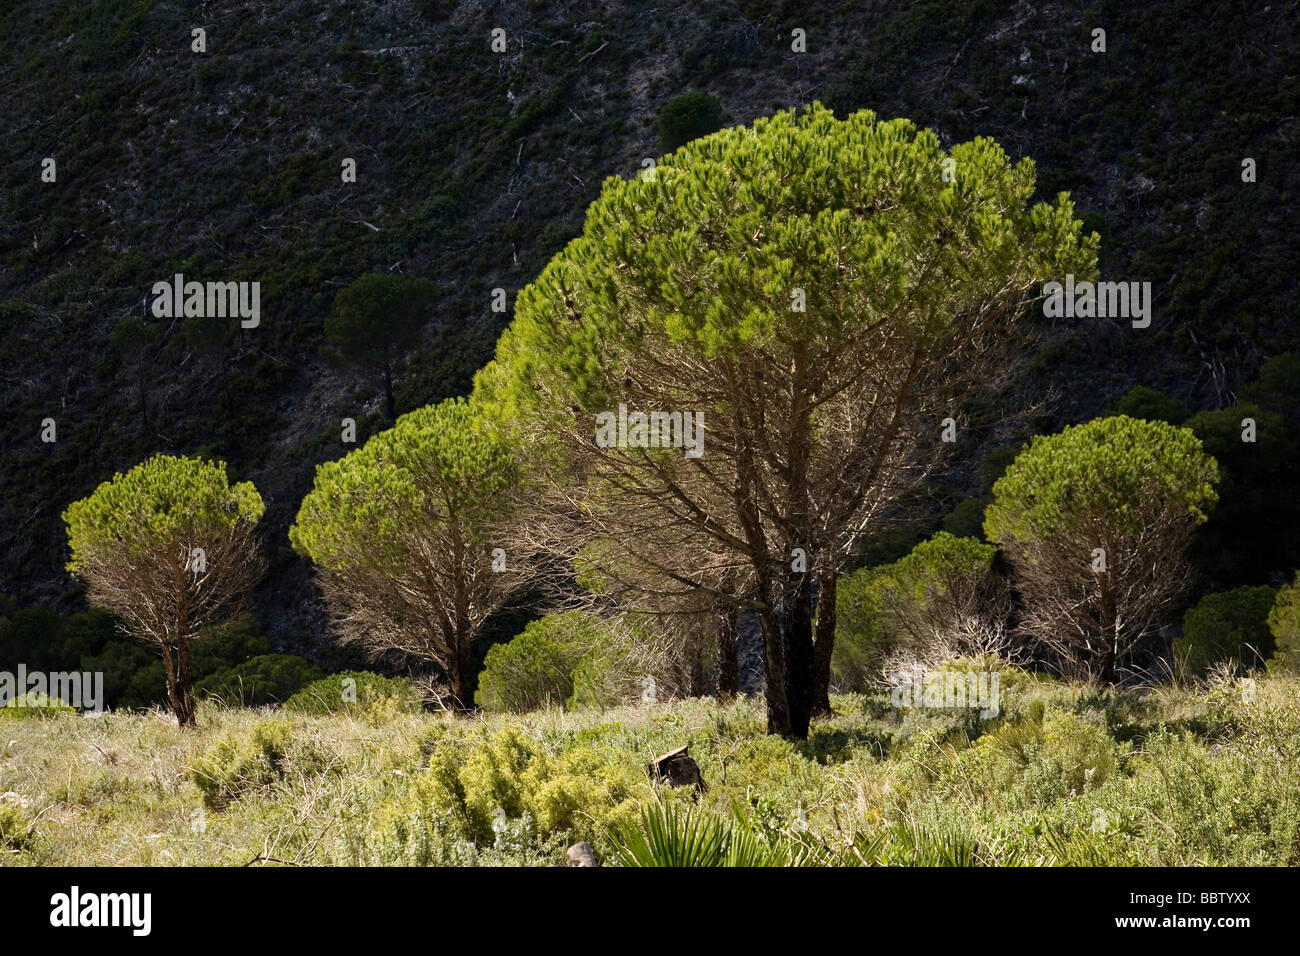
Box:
[477,103,1097,738]
[985,416,1218,682]
[63,455,265,726]
[324,273,435,422]
[290,397,523,708]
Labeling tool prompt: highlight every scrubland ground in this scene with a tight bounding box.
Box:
[3,670,1299,866]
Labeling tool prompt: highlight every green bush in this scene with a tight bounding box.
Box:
[940,496,986,539]
[1268,573,1300,673]
[198,654,322,706]
[475,611,625,713]
[519,744,644,839]
[1114,384,1191,425]
[833,533,999,690]
[1240,352,1300,421]
[0,691,76,718]
[189,719,332,809]
[654,91,724,153]
[947,706,1124,811]
[0,804,33,852]
[284,671,421,716]
[1176,586,1277,676]
[368,725,647,860]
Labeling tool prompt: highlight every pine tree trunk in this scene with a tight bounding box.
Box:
[783,570,816,740]
[716,606,739,700]
[756,596,791,737]
[448,635,475,711]
[161,641,196,727]
[689,638,707,697]
[811,571,836,718]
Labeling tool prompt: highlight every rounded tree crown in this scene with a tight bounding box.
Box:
[63,455,263,572]
[984,415,1219,545]
[483,102,1098,415]
[289,397,518,572]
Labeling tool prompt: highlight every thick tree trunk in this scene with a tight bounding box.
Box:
[780,347,816,739]
[689,638,708,697]
[811,571,836,718]
[715,606,739,700]
[1099,647,1116,685]
[447,636,475,710]
[756,586,791,736]
[161,640,196,727]
[783,570,816,740]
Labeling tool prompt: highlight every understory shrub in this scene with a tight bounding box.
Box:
[0,691,76,718]
[475,611,639,713]
[0,804,33,852]
[1176,585,1276,676]
[362,725,647,863]
[198,654,322,706]
[189,719,333,809]
[284,671,421,716]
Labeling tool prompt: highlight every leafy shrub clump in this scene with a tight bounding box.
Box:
[364,726,647,863]
[189,719,333,809]
[1267,573,1300,673]
[198,654,322,706]
[1176,586,1276,676]
[654,91,724,153]
[949,708,1125,809]
[0,691,76,718]
[284,671,421,716]
[474,618,586,712]
[0,804,33,852]
[475,611,636,713]
[519,744,645,838]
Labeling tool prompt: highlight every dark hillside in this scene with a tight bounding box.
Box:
[2,0,1296,659]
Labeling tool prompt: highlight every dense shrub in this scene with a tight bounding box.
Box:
[0,804,33,852]
[475,611,634,713]
[283,671,422,716]
[949,708,1124,809]
[654,91,724,152]
[474,618,585,712]
[364,725,646,862]
[1175,585,1277,676]
[1268,573,1300,673]
[833,533,1002,690]
[1185,397,1300,587]
[0,691,76,719]
[197,654,322,706]
[940,496,986,539]
[519,744,644,838]
[189,719,332,809]
[1114,384,1191,425]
